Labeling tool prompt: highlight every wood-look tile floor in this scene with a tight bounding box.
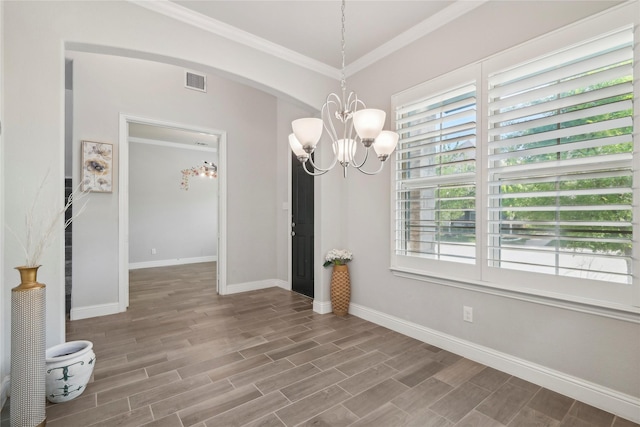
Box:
[2,262,638,427]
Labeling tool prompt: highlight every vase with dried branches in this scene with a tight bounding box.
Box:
[6,173,88,427]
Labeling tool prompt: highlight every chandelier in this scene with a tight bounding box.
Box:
[288,0,399,177]
[199,161,218,178]
[180,160,218,190]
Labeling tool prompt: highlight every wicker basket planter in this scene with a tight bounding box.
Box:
[330,264,351,316]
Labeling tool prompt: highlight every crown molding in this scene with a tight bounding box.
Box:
[129,0,341,80]
[345,0,489,76]
[129,136,218,153]
[130,0,486,81]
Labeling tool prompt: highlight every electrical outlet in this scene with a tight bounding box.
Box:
[463,306,473,323]
[151,248,157,255]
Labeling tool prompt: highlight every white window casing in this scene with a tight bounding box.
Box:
[391,2,639,312]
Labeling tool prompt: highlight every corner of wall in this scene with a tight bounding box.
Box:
[0,0,7,411]
[312,300,332,314]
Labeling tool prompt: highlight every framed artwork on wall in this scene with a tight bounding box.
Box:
[81,140,113,193]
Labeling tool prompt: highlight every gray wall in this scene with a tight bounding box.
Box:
[129,142,218,265]
[345,0,639,402]
[1,0,335,347]
[69,50,280,311]
[1,0,330,404]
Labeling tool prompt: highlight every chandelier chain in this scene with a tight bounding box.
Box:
[340,0,346,95]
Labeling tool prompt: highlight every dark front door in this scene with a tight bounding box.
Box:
[292,154,314,298]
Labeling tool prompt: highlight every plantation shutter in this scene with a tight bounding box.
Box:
[395,83,477,264]
[486,26,634,284]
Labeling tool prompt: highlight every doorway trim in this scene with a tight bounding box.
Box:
[118,113,228,311]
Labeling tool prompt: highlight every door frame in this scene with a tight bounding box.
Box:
[290,152,315,298]
[118,113,228,311]
[287,147,293,290]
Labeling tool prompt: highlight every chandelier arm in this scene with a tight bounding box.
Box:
[345,95,357,141]
[323,94,342,142]
[349,143,370,169]
[348,94,366,113]
[346,97,365,162]
[307,150,339,172]
[302,160,330,176]
[354,159,386,176]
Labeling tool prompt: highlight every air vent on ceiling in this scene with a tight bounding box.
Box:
[185,71,206,93]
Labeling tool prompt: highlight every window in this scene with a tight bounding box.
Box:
[487,27,634,285]
[395,81,477,265]
[392,5,638,308]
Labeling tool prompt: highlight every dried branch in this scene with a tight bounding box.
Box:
[6,174,90,267]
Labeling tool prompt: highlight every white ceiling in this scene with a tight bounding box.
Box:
[173,1,454,69]
[134,0,484,77]
[127,1,482,148]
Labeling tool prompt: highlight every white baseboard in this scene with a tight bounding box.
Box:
[225,279,280,295]
[313,300,332,314]
[349,302,640,423]
[129,256,217,270]
[70,302,120,321]
[222,279,290,295]
[1,375,9,411]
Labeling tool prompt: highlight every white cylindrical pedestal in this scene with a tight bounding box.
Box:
[11,266,47,427]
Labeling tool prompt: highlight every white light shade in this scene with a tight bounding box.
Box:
[292,118,323,149]
[373,131,399,157]
[353,109,386,140]
[332,139,356,164]
[288,133,307,157]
